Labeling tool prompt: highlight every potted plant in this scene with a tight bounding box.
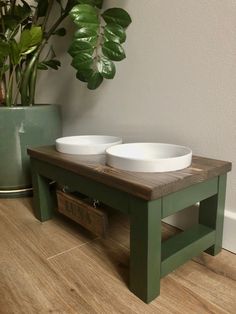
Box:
[0,0,131,196]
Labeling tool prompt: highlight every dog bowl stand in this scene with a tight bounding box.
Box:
[28,146,231,304]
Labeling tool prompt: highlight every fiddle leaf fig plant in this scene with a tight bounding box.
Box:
[0,0,131,106]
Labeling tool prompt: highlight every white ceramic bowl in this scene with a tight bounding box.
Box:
[106,143,192,172]
[56,135,122,155]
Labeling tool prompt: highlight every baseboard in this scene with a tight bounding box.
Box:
[163,207,236,254]
[222,210,236,253]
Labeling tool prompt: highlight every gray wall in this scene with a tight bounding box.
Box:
[37,0,236,251]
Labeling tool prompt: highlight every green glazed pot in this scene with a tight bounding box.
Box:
[0,104,61,196]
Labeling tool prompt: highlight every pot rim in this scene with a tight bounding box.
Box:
[0,104,59,110]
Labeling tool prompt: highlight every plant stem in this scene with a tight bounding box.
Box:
[29,58,38,105]
[20,54,39,105]
[20,3,68,105]
[32,3,38,25]
[0,6,5,33]
[0,62,7,104]
[44,12,68,41]
[11,0,16,14]
[12,66,22,106]
[1,75,7,104]
[42,0,54,32]
[0,88,3,105]
[0,3,7,104]
[5,66,15,107]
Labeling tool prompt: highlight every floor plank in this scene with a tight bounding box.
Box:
[0,209,98,314]
[0,198,95,259]
[48,237,231,314]
[170,261,236,313]
[193,250,236,281]
[0,198,235,314]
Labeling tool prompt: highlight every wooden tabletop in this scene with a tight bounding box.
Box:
[28,146,232,200]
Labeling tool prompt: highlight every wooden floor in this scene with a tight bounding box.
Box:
[0,198,235,314]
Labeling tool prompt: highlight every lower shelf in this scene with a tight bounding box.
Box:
[161,224,216,277]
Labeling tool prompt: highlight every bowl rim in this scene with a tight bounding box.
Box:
[106,142,192,162]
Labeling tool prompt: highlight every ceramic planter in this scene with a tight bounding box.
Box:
[0,104,61,197]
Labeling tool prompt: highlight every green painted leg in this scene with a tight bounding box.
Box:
[129,198,162,303]
[31,159,54,221]
[199,175,227,255]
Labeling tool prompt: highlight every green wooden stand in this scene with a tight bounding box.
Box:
[28,146,231,303]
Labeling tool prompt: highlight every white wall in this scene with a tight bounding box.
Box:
[37,0,236,252]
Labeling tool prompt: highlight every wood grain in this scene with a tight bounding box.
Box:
[193,250,236,281]
[0,198,95,259]
[28,146,232,200]
[48,237,232,314]
[170,261,236,313]
[0,204,99,313]
[0,198,235,313]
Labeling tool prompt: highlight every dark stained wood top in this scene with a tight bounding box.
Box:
[28,146,232,200]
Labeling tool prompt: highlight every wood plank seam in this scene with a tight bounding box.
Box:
[46,238,100,260]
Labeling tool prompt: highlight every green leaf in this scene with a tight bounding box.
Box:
[36,0,49,17]
[68,39,94,57]
[19,29,31,52]
[69,4,99,29]
[97,56,115,79]
[76,68,94,82]
[30,26,43,46]
[44,59,61,70]
[53,28,66,36]
[71,52,93,70]
[21,45,37,55]
[2,16,18,31]
[102,8,132,28]
[38,63,48,70]
[104,23,126,43]
[0,40,10,59]
[76,71,88,82]
[5,25,20,41]
[9,40,20,65]
[94,0,103,9]
[78,0,103,9]
[1,64,9,73]
[102,41,126,61]
[14,1,31,23]
[21,0,31,14]
[38,59,61,70]
[2,1,31,32]
[87,71,103,89]
[19,26,42,53]
[74,27,98,46]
